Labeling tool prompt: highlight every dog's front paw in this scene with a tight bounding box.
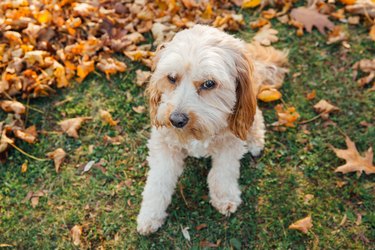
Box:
[137,212,166,235]
[248,144,264,158]
[210,195,242,216]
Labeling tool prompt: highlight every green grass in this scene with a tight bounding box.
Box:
[1,10,374,250]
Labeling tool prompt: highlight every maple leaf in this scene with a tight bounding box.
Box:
[290,7,334,34]
[59,117,91,138]
[331,136,375,176]
[257,85,282,102]
[46,148,66,173]
[288,215,313,234]
[253,25,279,46]
[70,225,83,246]
[97,58,127,80]
[0,100,26,114]
[313,99,339,119]
[99,110,118,126]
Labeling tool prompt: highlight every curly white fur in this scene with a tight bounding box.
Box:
[137,25,288,235]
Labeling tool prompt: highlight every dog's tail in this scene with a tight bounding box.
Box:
[246,42,289,93]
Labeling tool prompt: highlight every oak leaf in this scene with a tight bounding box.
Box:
[290,7,334,34]
[253,25,279,46]
[70,225,83,246]
[313,99,339,119]
[288,215,313,234]
[46,148,66,173]
[99,110,118,126]
[0,100,26,114]
[97,58,127,80]
[59,117,91,138]
[331,136,375,176]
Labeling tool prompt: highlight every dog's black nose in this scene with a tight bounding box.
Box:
[169,112,189,128]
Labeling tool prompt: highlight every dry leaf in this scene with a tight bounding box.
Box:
[303,194,314,205]
[313,99,339,119]
[288,215,313,234]
[242,0,262,8]
[306,90,316,100]
[200,240,221,248]
[370,25,375,41]
[0,100,26,114]
[257,86,282,102]
[348,16,360,25]
[290,7,335,34]
[196,224,208,230]
[345,0,375,18]
[97,58,127,80]
[181,226,191,241]
[273,104,300,127]
[70,225,83,246]
[331,136,375,176]
[327,26,348,44]
[14,126,37,144]
[46,148,66,173]
[136,70,151,87]
[103,135,124,145]
[250,18,269,29]
[352,58,375,88]
[100,110,118,126]
[132,105,146,114]
[76,60,95,83]
[253,25,279,46]
[59,117,91,138]
[21,161,28,173]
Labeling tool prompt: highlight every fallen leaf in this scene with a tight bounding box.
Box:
[200,240,221,247]
[21,161,28,173]
[76,60,95,83]
[348,16,360,25]
[253,25,279,46]
[331,136,375,176]
[288,215,313,234]
[345,0,375,18]
[103,135,124,145]
[46,148,66,173]
[370,25,375,41]
[14,126,38,144]
[136,70,151,87]
[306,90,316,100]
[313,99,339,119]
[132,105,146,114]
[327,26,348,44]
[250,18,269,29]
[273,104,300,127]
[100,110,118,126]
[181,226,191,241]
[59,117,91,138]
[0,100,26,114]
[242,0,262,8]
[290,7,335,34]
[303,194,314,204]
[196,224,208,230]
[82,160,95,174]
[257,86,282,102]
[97,58,127,80]
[70,225,83,246]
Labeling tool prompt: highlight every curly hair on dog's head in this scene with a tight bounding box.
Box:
[137,25,288,235]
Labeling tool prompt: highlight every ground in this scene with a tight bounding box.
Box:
[0,10,374,250]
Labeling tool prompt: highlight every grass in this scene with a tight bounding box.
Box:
[1,9,374,250]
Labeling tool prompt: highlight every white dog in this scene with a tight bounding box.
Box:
[137,25,288,235]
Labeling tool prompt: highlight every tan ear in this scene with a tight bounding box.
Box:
[228,52,257,140]
[146,82,162,127]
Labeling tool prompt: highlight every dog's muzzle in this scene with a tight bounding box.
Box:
[169,112,189,128]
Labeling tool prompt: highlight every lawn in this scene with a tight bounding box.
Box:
[1,6,374,250]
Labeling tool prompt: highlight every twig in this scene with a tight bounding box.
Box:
[178,182,189,208]
[299,114,321,124]
[9,143,47,161]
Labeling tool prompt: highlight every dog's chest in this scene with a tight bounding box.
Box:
[184,139,212,158]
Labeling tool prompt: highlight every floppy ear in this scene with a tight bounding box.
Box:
[228,51,257,140]
[146,82,162,127]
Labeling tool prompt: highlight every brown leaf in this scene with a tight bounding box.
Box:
[97,58,127,80]
[103,135,124,145]
[196,224,208,230]
[59,117,91,138]
[331,136,375,176]
[273,104,300,127]
[327,26,348,44]
[288,215,313,234]
[313,99,339,119]
[70,225,83,246]
[14,126,37,144]
[0,100,26,114]
[46,148,66,173]
[253,25,279,46]
[136,70,151,87]
[76,60,95,83]
[99,110,118,126]
[132,105,146,114]
[200,240,221,248]
[306,90,316,100]
[290,7,334,34]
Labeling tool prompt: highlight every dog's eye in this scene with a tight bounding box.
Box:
[201,80,216,90]
[167,74,176,84]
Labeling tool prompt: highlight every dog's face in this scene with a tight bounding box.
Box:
[147,25,256,141]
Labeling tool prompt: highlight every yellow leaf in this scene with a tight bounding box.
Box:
[289,215,313,234]
[202,3,213,19]
[257,87,282,102]
[76,60,95,83]
[34,10,52,24]
[21,161,28,173]
[242,0,262,8]
[100,110,118,126]
[370,25,375,41]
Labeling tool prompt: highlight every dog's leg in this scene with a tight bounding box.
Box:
[208,139,246,216]
[247,107,265,157]
[137,131,185,235]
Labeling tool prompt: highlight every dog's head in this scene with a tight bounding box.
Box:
[147,25,256,141]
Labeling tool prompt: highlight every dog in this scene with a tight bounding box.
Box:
[137,25,288,235]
